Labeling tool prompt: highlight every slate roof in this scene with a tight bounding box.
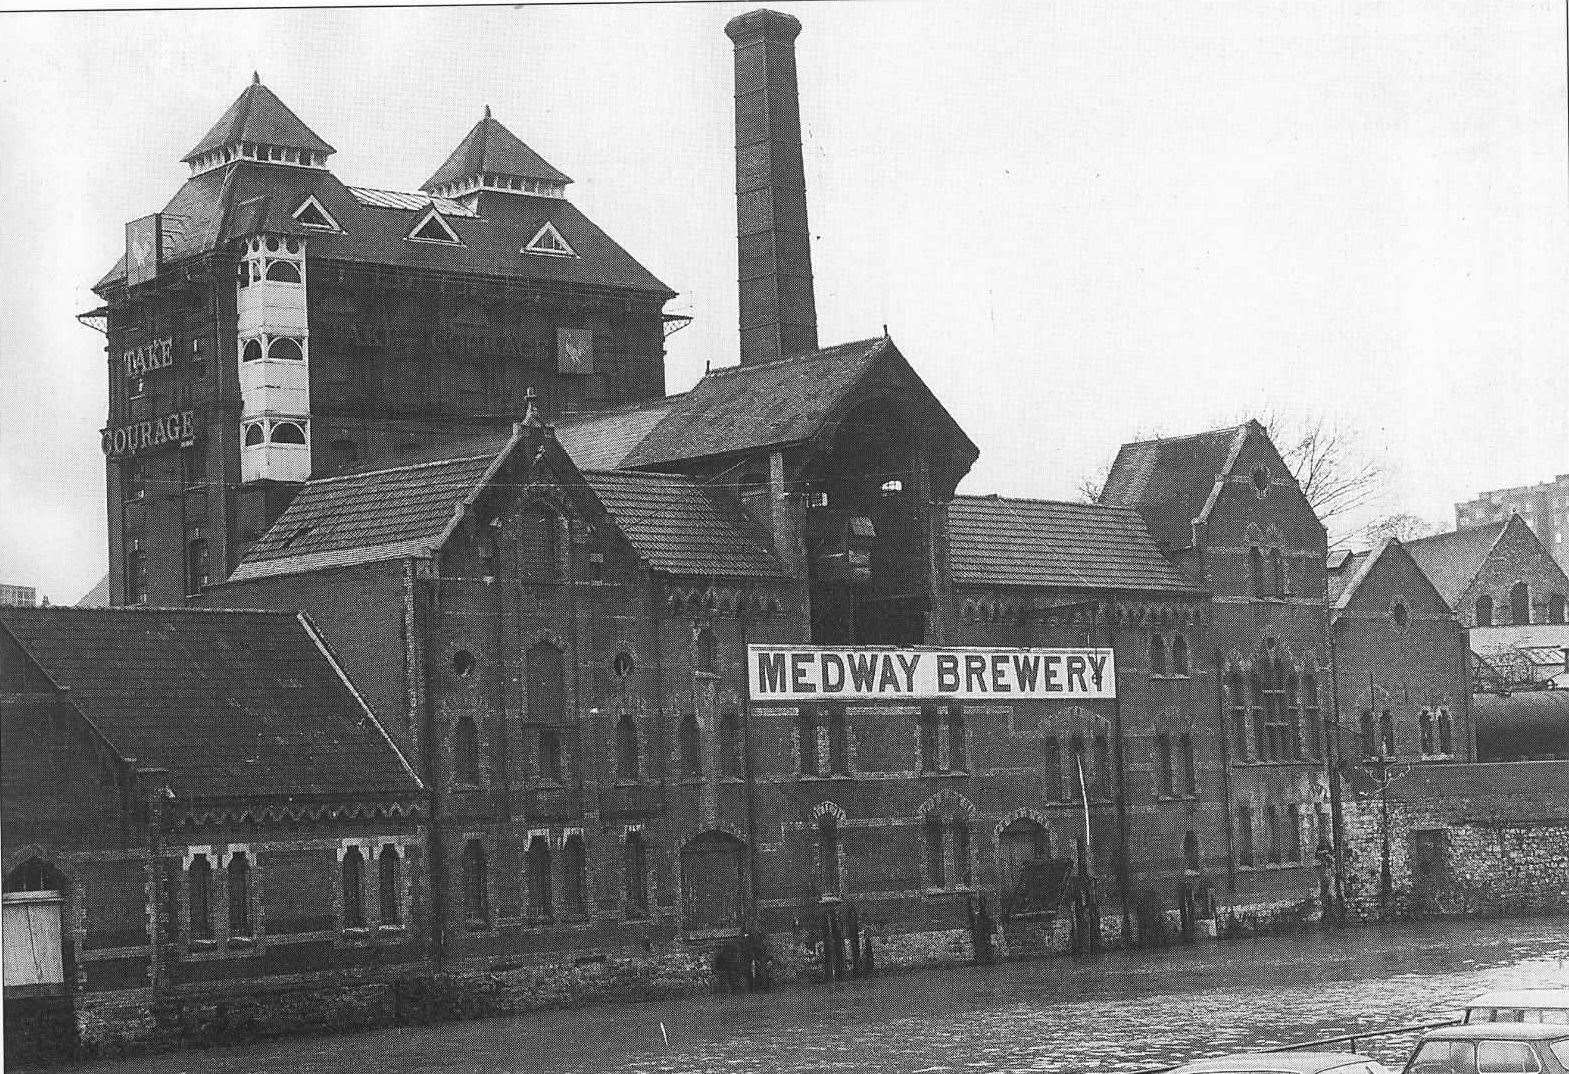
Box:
[0,607,421,800]
[946,495,1202,595]
[1325,549,1371,605]
[1099,423,1252,548]
[231,447,504,582]
[183,77,336,162]
[1405,520,1510,606]
[555,337,978,495]
[98,83,670,297]
[582,470,788,578]
[422,111,572,190]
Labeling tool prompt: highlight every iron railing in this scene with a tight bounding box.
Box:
[1127,1017,1460,1073]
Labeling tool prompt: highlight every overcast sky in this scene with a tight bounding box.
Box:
[2,0,1566,604]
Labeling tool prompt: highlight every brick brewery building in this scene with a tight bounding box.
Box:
[5,7,1535,1058]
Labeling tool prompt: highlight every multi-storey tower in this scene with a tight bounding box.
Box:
[86,76,675,606]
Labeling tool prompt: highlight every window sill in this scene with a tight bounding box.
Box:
[1149,674,1193,681]
[799,772,855,781]
[920,769,970,777]
[186,938,218,952]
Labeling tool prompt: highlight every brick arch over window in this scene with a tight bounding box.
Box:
[1510,581,1531,626]
[918,788,977,820]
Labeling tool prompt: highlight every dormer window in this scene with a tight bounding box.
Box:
[524,222,575,258]
[291,195,340,232]
[407,208,462,246]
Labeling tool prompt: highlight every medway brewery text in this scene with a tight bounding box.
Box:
[747,646,1116,701]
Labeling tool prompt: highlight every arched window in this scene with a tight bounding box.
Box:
[615,713,639,781]
[527,641,565,723]
[1236,805,1255,867]
[265,259,301,283]
[1359,709,1376,759]
[1265,805,1282,865]
[454,716,480,785]
[1391,602,1409,629]
[953,817,972,887]
[1379,709,1396,758]
[1285,804,1303,863]
[270,421,306,445]
[1550,594,1567,625]
[919,706,941,772]
[829,708,851,774]
[1511,582,1531,626]
[227,852,251,936]
[1284,669,1303,760]
[623,832,649,919]
[461,840,488,926]
[1249,547,1267,599]
[1227,670,1248,760]
[1302,673,1322,758]
[1180,732,1197,796]
[695,628,717,674]
[1419,710,1435,756]
[817,813,840,896]
[268,337,304,361]
[1438,709,1454,756]
[378,845,401,925]
[1171,635,1190,676]
[1042,735,1064,801]
[923,815,946,888]
[188,855,213,940]
[538,726,562,782]
[185,535,209,595]
[243,421,266,446]
[527,834,552,920]
[341,846,365,928]
[798,707,820,776]
[1183,831,1201,872]
[1149,634,1168,676]
[719,708,743,779]
[1271,548,1288,597]
[520,504,560,580]
[679,714,703,778]
[1250,671,1268,761]
[1476,595,1494,627]
[563,834,587,917]
[948,708,968,772]
[1155,732,1175,797]
[242,338,263,362]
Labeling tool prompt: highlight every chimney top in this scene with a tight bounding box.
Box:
[725,9,803,43]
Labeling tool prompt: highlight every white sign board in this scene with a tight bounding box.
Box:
[748,645,1115,702]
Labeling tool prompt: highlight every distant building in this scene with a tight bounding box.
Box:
[1456,474,1569,575]
[1405,516,1569,632]
[0,584,40,607]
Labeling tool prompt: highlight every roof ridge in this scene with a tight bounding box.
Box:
[953,493,1139,512]
[0,604,299,617]
[1120,421,1250,450]
[699,337,885,380]
[307,448,505,486]
[1405,518,1511,547]
[557,393,686,423]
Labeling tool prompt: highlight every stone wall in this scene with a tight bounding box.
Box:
[1340,761,1569,921]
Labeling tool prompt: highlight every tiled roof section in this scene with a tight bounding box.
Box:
[947,495,1201,594]
[421,113,573,190]
[582,470,788,578]
[1326,550,1371,604]
[623,339,887,466]
[0,607,420,800]
[183,79,335,162]
[348,186,476,217]
[231,448,505,582]
[1405,521,1509,606]
[94,165,671,297]
[554,397,684,471]
[1099,424,1251,548]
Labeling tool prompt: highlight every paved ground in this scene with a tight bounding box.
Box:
[63,917,1569,1074]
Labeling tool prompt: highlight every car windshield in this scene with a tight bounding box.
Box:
[1408,1041,1477,1074]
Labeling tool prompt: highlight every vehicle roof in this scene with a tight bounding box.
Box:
[1423,1023,1569,1041]
[1467,989,1569,1007]
[1169,1052,1375,1073]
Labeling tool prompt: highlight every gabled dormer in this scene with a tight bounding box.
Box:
[421,106,572,209]
[182,73,336,177]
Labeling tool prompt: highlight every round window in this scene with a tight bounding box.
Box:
[1252,467,1270,495]
[451,650,476,678]
[1391,602,1409,629]
[612,651,635,678]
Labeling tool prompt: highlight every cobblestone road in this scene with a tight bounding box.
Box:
[71,918,1569,1074]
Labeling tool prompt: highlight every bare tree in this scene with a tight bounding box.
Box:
[1361,512,1435,546]
[1262,414,1384,531]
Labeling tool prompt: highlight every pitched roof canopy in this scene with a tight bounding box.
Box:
[182,74,335,163]
[947,495,1202,595]
[422,109,572,193]
[0,606,421,801]
[1099,422,1254,548]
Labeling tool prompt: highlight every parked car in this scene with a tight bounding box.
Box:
[1463,990,1569,1026]
[1168,1053,1393,1074]
[1402,1023,1569,1074]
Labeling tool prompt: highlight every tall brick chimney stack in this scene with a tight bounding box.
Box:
[725,9,819,365]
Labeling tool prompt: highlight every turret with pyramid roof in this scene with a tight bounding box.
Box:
[421,107,572,206]
[183,73,336,177]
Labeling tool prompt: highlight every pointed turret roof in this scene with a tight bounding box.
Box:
[182,74,335,163]
[421,108,572,192]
